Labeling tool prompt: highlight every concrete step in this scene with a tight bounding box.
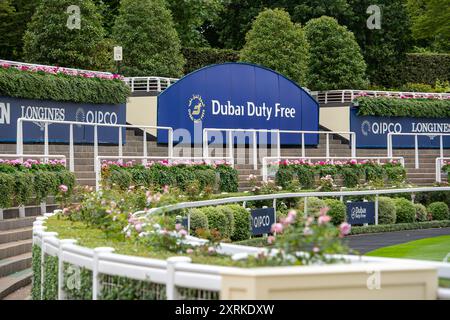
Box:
[0,240,32,260]
[0,253,32,278]
[2,284,31,300]
[0,228,33,244]
[0,218,35,231]
[0,268,32,300]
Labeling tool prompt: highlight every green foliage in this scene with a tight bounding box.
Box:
[240,8,309,85]
[383,162,407,186]
[304,16,368,90]
[350,220,450,235]
[109,169,133,191]
[402,53,450,85]
[194,169,216,190]
[415,190,450,208]
[355,97,450,118]
[414,203,428,222]
[378,197,397,225]
[428,202,450,221]
[324,199,346,225]
[34,171,59,203]
[14,171,34,206]
[112,0,185,77]
[189,208,209,235]
[0,172,15,208]
[0,0,16,60]
[394,198,416,223]
[23,0,106,70]
[340,165,362,188]
[31,245,41,300]
[217,206,235,240]
[229,205,250,242]
[202,207,230,239]
[298,197,327,216]
[99,274,166,300]
[275,166,294,189]
[182,47,240,74]
[216,165,238,193]
[292,165,315,189]
[0,67,129,104]
[63,263,92,300]
[42,255,58,300]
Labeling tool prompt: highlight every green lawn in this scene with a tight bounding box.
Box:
[366,235,450,262]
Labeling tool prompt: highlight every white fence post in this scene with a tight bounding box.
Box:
[94,125,98,172]
[44,122,49,163]
[301,133,305,158]
[253,130,257,170]
[92,247,115,300]
[118,127,123,161]
[166,257,192,300]
[16,119,23,156]
[69,124,74,172]
[169,129,174,159]
[228,130,233,166]
[326,133,330,160]
[375,194,379,225]
[415,135,419,169]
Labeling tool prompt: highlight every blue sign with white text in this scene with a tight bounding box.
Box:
[0,96,126,144]
[157,63,319,145]
[350,107,450,148]
[251,207,276,236]
[346,201,375,225]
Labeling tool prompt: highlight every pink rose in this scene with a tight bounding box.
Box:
[179,229,188,237]
[267,236,275,244]
[318,215,331,225]
[59,185,68,193]
[175,223,182,231]
[186,248,194,254]
[135,223,142,233]
[339,222,351,237]
[312,247,320,253]
[271,223,283,234]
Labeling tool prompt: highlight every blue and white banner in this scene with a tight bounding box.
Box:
[251,208,276,236]
[157,63,319,145]
[346,201,375,225]
[0,96,126,144]
[350,108,450,148]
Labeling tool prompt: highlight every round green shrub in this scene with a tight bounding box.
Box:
[172,167,196,190]
[216,165,238,193]
[202,207,230,239]
[298,197,327,216]
[109,170,133,191]
[228,204,250,242]
[324,199,346,225]
[340,166,361,188]
[55,171,76,193]
[275,166,294,189]
[189,208,209,235]
[394,198,416,223]
[194,169,216,190]
[14,172,34,206]
[414,203,428,222]
[292,165,315,189]
[378,197,397,225]
[217,206,235,239]
[427,202,450,221]
[34,171,59,202]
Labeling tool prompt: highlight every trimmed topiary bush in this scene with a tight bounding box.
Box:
[324,199,346,225]
[202,207,230,239]
[216,165,238,193]
[14,171,34,206]
[292,165,315,189]
[188,209,209,235]
[378,197,397,225]
[428,202,450,221]
[394,198,416,223]
[0,172,16,208]
[298,197,327,216]
[414,203,428,222]
[275,165,294,189]
[34,171,59,203]
[229,204,250,242]
[217,206,235,240]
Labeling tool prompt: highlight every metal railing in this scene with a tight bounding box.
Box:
[16,118,174,173]
[203,128,356,170]
[95,156,233,191]
[435,157,450,183]
[261,156,405,182]
[123,77,178,93]
[312,89,450,105]
[387,132,450,169]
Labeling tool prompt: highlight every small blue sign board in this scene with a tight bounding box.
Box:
[176,216,189,229]
[346,201,375,225]
[350,107,450,149]
[157,63,319,145]
[0,96,126,144]
[250,208,276,236]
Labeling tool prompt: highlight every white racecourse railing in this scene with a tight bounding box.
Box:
[16,118,174,173]
[312,89,450,105]
[124,77,178,93]
[95,156,233,191]
[387,132,450,169]
[203,128,356,170]
[436,157,450,183]
[261,156,405,182]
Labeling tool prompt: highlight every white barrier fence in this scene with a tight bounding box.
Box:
[312,89,450,105]
[261,156,405,183]
[95,156,233,191]
[203,128,356,170]
[387,133,450,169]
[436,157,450,183]
[123,77,178,93]
[16,118,174,173]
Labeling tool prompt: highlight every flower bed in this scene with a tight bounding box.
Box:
[272,159,406,190]
[443,162,450,181]
[100,160,239,194]
[0,158,76,209]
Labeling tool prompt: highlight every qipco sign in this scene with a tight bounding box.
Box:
[251,208,276,236]
[0,96,126,144]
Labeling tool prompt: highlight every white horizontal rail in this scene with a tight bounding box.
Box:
[203,128,356,170]
[435,157,450,183]
[0,154,66,166]
[124,77,178,93]
[387,132,450,169]
[16,118,174,173]
[261,156,405,182]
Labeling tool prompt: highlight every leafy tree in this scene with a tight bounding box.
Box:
[166,0,223,47]
[23,0,106,69]
[112,0,185,77]
[0,0,16,60]
[304,16,368,90]
[239,8,309,85]
[93,0,120,34]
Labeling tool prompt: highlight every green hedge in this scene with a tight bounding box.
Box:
[0,67,129,105]
[350,220,450,235]
[428,202,450,221]
[31,245,42,300]
[355,97,450,118]
[402,53,450,85]
[182,47,239,75]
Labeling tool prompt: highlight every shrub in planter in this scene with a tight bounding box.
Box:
[384,163,406,186]
[34,171,59,203]
[229,204,251,242]
[109,170,133,190]
[414,203,428,222]
[0,173,15,208]
[394,198,416,223]
[428,202,450,221]
[317,164,338,179]
[189,208,209,235]
[194,169,216,190]
[298,197,327,216]
[172,166,196,190]
[275,165,294,189]
[14,171,34,206]
[55,171,76,193]
[324,199,346,225]
[216,165,238,193]
[202,207,230,239]
[148,165,176,188]
[340,165,362,188]
[364,162,385,185]
[378,197,397,225]
[217,206,235,240]
[129,167,152,187]
[292,165,315,189]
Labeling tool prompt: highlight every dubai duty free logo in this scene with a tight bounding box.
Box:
[188,94,206,123]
